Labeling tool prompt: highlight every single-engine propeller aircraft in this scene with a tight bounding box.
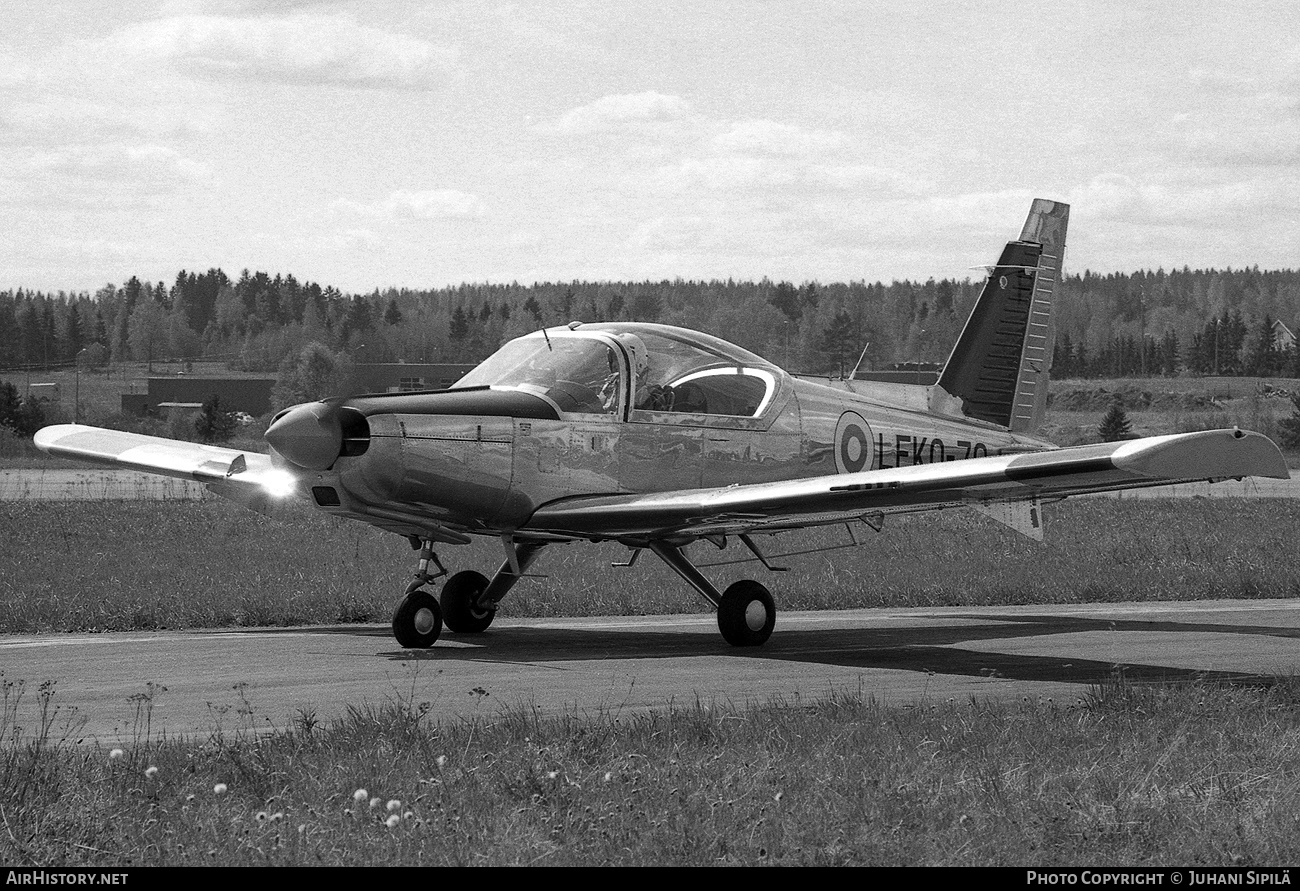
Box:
[36,200,1290,648]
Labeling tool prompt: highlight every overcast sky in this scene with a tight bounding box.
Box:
[2,1,1297,295]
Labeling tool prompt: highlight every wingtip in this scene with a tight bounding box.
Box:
[1113,428,1290,481]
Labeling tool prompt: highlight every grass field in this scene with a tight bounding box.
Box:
[2,497,1299,633]
[3,498,1299,867]
[2,675,1299,865]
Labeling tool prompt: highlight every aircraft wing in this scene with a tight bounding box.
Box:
[525,428,1290,540]
[32,424,301,512]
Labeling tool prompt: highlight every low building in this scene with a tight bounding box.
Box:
[123,376,276,417]
[352,363,476,394]
[1273,320,1296,353]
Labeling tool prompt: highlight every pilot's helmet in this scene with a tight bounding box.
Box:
[617,333,649,376]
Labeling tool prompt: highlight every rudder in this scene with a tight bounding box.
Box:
[933,199,1069,432]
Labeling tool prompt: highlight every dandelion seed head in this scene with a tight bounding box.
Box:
[547,770,558,780]
[145,766,158,779]
[256,811,268,823]
[272,812,283,822]
[369,795,383,809]
[352,788,368,802]
[213,783,227,795]
[385,814,400,829]
[109,748,124,760]
[603,772,612,783]
[386,799,401,812]
[436,755,447,768]
[403,811,414,820]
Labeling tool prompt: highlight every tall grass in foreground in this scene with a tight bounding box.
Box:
[2,674,1299,866]
[1,498,1299,633]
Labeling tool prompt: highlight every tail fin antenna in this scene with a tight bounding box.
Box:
[933,199,1069,432]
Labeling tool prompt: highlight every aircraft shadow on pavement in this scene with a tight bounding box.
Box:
[337,612,1300,688]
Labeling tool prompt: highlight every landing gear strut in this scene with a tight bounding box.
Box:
[392,539,447,649]
[647,541,777,647]
[390,537,549,648]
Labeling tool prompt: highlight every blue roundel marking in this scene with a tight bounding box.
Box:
[834,411,873,474]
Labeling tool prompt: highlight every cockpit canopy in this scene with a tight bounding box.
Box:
[453,323,781,419]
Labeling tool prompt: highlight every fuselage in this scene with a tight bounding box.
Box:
[266,323,1055,541]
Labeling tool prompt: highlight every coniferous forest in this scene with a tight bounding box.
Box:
[2,266,1300,380]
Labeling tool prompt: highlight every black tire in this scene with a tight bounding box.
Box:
[717,580,776,647]
[392,588,442,648]
[440,570,495,634]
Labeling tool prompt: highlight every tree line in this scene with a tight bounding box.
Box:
[3,265,1300,381]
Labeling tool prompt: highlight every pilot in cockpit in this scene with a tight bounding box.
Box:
[593,334,648,411]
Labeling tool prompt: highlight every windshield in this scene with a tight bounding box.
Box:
[455,326,782,418]
[454,335,621,414]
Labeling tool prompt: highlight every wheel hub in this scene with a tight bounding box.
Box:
[744,600,768,631]
[413,607,437,635]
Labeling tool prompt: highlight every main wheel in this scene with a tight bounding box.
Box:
[392,588,443,648]
[717,580,776,647]
[440,570,495,634]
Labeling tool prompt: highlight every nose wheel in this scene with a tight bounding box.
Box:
[392,587,443,648]
[392,538,449,648]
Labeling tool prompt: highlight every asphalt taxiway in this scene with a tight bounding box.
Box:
[5,599,1300,745]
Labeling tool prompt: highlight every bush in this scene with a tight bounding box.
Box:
[1098,398,1133,442]
[0,381,48,437]
[1277,393,1300,447]
[194,396,237,443]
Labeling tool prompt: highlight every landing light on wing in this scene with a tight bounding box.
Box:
[259,468,299,498]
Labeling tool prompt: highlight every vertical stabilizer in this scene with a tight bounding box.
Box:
[933,199,1069,432]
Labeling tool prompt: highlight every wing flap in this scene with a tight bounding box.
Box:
[34,424,269,479]
[525,428,1289,538]
[33,423,291,496]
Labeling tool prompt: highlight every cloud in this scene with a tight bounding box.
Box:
[2,97,221,143]
[1068,171,1299,229]
[386,189,485,220]
[711,120,846,156]
[332,189,486,221]
[23,143,210,201]
[553,92,692,134]
[105,14,459,90]
[652,152,915,197]
[332,228,384,253]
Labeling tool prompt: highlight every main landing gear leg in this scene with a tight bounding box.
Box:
[441,540,549,634]
[647,542,776,647]
[392,539,448,649]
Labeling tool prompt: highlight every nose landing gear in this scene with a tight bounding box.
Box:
[392,539,448,649]
[390,537,549,648]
